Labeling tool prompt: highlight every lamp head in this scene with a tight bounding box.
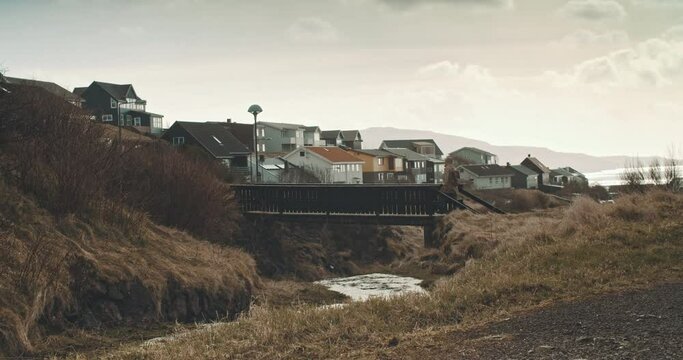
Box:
[248,104,263,115]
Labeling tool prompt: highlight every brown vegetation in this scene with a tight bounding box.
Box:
[468,188,567,213]
[106,191,683,359]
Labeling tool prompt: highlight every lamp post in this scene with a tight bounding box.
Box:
[248,104,263,183]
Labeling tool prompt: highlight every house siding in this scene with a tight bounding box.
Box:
[451,148,497,165]
[283,149,363,184]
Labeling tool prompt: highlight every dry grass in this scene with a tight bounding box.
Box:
[470,188,567,213]
[103,191,683,359]
[0,179,259,357]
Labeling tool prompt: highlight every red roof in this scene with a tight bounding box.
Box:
[307,147,363,163]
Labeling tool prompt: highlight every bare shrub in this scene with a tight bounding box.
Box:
[648,158,662,186]
[620,157,645,193]
[663,146,681,192]
[559,196,607,235]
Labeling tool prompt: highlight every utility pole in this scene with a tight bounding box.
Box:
[248,104,263,183]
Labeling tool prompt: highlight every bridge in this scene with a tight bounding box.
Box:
[233,184,503,247]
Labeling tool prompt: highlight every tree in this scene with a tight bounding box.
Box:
[620,157,645,192]
[648,158,663,186]
[664,145,681,192]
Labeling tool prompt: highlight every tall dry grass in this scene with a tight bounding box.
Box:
[105,191,683,359]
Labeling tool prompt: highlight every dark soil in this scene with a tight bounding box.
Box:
[390,283,683,359]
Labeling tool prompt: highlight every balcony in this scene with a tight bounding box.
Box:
[282,137,297,144]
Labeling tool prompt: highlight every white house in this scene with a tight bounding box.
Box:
[457,164,515,190]
[283,146,364,184]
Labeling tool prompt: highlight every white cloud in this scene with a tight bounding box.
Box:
[547,37,683,89]
[286,17,340,44]
[663,24,683,41]
[377,0,514,10]
[559,0,628,21]
[553,29,630,48]
[631,0,683,8]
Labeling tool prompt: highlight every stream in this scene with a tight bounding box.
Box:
[315,273,426,301]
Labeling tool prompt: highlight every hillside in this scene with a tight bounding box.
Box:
[362,127,661,173]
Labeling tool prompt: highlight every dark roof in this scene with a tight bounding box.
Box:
[73,87,88,97]
[170,121,250,158]
[381,139,443,156]
[459,164,515,177]
[260,121,303,130]
[351,149,396,157]
[383,148,429,162]
[508,165,537,176]
[305,147,363,163]
[521,156,551,174]
[551,168,575,178]
[224,122,256,152]
[321,130,342,140]
[87,81,144,102]
[451,147,496,157]
[341,130,361,141]
[4,76,82,103]
[304,126,320,132]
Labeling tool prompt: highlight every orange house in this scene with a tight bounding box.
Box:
[346,149,405,183]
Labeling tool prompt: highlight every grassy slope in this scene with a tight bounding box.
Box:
[104,191,683,359]
[0,179,259,356]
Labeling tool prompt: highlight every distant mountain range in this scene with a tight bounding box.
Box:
[361,127,661,173]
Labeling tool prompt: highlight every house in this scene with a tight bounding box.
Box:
[341,130,363,149]
[506,164,539,189]
[380,139,444,159]
[556,167,587,183]
[223,120,265,154]
[457,164,514,190]
[550,167,585,185]
[258,121,306,153]
[1,76,83,107]
[74,81,164,135]
[450,147,498,165]
[382,148,444,184]
[321,130,343,146]
[161,121,251,173]
[521,155,551,186]
[346,149,404,183]
[304,126,323,146]
[282,146,363,184]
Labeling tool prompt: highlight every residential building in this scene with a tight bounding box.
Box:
[380,139,444,159]
[346,149,404,183]
[382,148,444,184]
[161,121,251,173]
[521,155,551,186]
[282,146,364,184]
[321,130,343,146]
[341,130,363,149]
[1,76,83,107]
[550,168,586,185]
[450,147,498,165]
[223,120,266,154]
[304,126,323,146]
[507,164,539,189]
[74,81,164,135]
[457,164,514,190]
[259,121,305,153]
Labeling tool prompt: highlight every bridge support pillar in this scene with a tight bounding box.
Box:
[423,220,439,248]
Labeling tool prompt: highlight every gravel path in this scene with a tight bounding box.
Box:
[390,283,682,359]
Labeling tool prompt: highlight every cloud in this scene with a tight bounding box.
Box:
[417,61,498,87]
[286,18,340,44]
[631,0,683,8]
[376,0,514,10]
[663,25,683,41]
[559,0,627,21]
[547,37,683,88]
[553,29,630,48]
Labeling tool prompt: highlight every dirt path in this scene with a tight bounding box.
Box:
[384,283,683,359]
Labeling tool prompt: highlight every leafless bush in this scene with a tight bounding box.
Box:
[648,158,662,186]
[620,157,645,192]
[664,146,681,192]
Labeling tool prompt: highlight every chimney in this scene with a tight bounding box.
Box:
[506,162,510,166]
[527,154,531,158]
[226,118,232,124]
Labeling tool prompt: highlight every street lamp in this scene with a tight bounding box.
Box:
[248,104,263,183]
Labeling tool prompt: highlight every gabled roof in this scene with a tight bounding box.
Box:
[73,87,88,97]
[321,130,342,140]
[85,81,145,103]
[383,148,429,162]
[341,130,361,141]
[168,121,250,158]
[522,156,551,174]
[508,165,537,176]
[127,110,163,117]
[351,149,396,157]
[224,122,256,151]
[451,146,496,157]
[260,121,304,130]
[4,76,82,103]
[380,139,444,156]
[305,147,363,163]
[458,164,514,177]
[304,126,320,132]
[551,168,575,178]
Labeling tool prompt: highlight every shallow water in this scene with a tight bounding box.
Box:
[315,273,426,302]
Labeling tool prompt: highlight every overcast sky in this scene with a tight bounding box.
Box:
[1,0,682,156]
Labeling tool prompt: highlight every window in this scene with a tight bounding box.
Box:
[259,144,265,152]
[126,115,132,126]
[172,137,185,145]
[378,157,384,166]
[299,151,305,157]
[102,114,113,122]
[133,117,141,126]
[110,98,117,109]
[212,135,222,144]
[489,178,493,184]
[152,117,163,129]
[378,173,384,181]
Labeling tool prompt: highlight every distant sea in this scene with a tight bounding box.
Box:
[584,165,683,187]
